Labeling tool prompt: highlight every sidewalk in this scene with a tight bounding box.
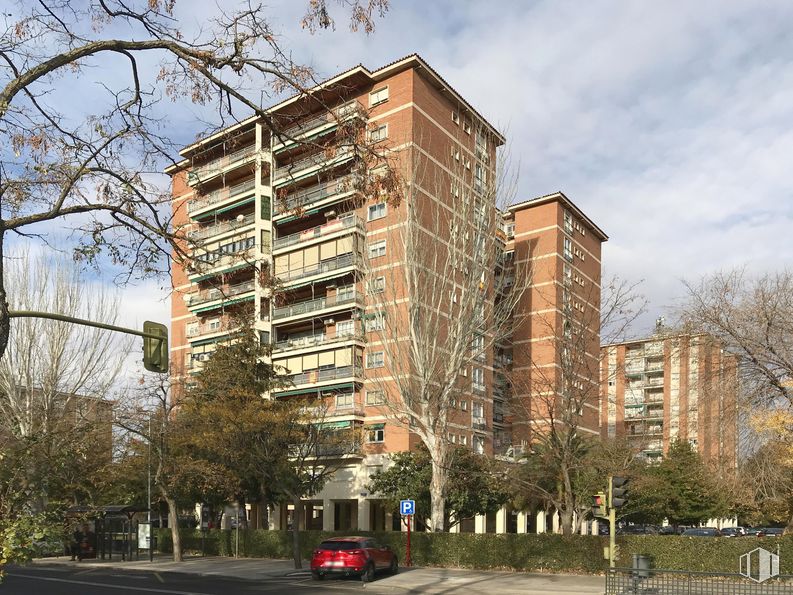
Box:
[32,554,606,594]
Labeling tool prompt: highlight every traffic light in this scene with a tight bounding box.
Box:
[610,476,629,509]
[592,492,608,518]
[143,321,169,373]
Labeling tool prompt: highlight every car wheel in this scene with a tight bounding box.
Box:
[362,562,375,583]
[311,571,324,581]
[389,557,399,575]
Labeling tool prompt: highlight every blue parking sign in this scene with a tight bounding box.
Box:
[400,499,415,516]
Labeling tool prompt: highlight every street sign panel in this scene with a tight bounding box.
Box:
[400,499,415,516]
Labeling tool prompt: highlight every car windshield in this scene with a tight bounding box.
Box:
[317,541,360,551]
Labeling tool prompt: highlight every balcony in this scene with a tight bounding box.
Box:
[187,178,257,216]
[473,417,487,431]
[272,292,363,321]
[188,246,256,281]
[188,213,255,244]
[274,101,365,150]
[187,320,232,341]
[273,175,360,216]
[273,330,364,354]
[187,147,258,186]
[273,146,355,185]
[276,252,361,285]
[274,215,364,251]
[186,280,255,309]
[286,365,364,387]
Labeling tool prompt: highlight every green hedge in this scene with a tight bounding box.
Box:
[154,529,793,574]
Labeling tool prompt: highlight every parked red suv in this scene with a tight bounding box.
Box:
[311,537,398,581]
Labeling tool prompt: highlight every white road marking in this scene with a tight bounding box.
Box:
[7,573,215,594]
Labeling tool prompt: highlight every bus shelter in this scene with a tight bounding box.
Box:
[66,505,150,561]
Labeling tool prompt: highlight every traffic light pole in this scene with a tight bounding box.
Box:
[9,310,168,372]
[608,478,617,569]
[9,310,165,341]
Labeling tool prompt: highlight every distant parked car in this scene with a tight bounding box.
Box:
[720,527,746,537]
[760,527,785,537]
[682,527,722,537]
[311,537,398,582]
[659,525,683,535]
[618,524,659,535]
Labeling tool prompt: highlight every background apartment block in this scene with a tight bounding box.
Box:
[168,56,606,534]
[600,329,738,470]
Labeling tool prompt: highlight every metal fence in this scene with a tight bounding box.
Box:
[606,568,793,594]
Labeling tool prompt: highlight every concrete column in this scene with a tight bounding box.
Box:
[552,511,560,534]
[591,520,599,536]
[535,510,546,534]
[516,511,528,534]
[449,520,460,533]
[385,512,394,532]
[496,507,508,534]
[357,499,371,532]
[322,499,335,532]
[474,514,486,533]
[269,504,281,531]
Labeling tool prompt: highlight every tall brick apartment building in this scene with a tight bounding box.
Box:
[167,55,605,534]
[600,328,738,470]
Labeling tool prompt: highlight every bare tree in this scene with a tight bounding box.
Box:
[509,274,645,535]
[364,124,526,531]
[0,249,126,509]
[0,0,389,361]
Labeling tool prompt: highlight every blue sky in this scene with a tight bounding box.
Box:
[9,0,793,378]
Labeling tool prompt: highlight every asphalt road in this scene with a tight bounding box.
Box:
[1,565,380,594]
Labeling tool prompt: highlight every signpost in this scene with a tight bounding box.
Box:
[400,499,415,567]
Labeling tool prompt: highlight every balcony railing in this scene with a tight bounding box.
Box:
[189,246,256,277]
[276,252,360,284]
[273,175,359,215]
[187,178,257,214]
[188,280,255,307]
[272,292,363,321]
[188,147,257,183]
[278,101,364,139]
[287,365,364,386]
[188,213,255,243]
[274,215,364,250]
[273,146,354,181]
[273,330,364,353]
[187,321,229,339]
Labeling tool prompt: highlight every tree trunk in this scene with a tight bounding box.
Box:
[0,228,9,362]
[291,494,302,569]
[429,456,447,532]
[559,507,574,536]
[165,494,182,562]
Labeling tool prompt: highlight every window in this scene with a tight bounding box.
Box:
[366,351,384,368]
[186,322,199,337]
[460,435,468,446]
[474,435,485,454]
[472,402,484,418]
[505,223,515,238]
[369,124,388,142]
[463,119,471,134]
[259,330,270,344]
[368,202,387,221]
[370,276,385,294]
[564,209,573,234]
[471,335,484,359]
[336,284,355,301]
[472,367,485,391]
[451,146,460,161]
[474,164,485,191]
[460,400,468,411]
[452,111,460,125]
[369,86,389,106]
[449,434,457,443]
[368,239,386,259]
[366,390,385,405]
[365,312,385,332]
[335,319,355,337]
[336,393,353,409]
[367,424,385,443]
[564,264,572,287]
[563,237,573,262]
[207,318,221,331]
[464,157,471,170]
